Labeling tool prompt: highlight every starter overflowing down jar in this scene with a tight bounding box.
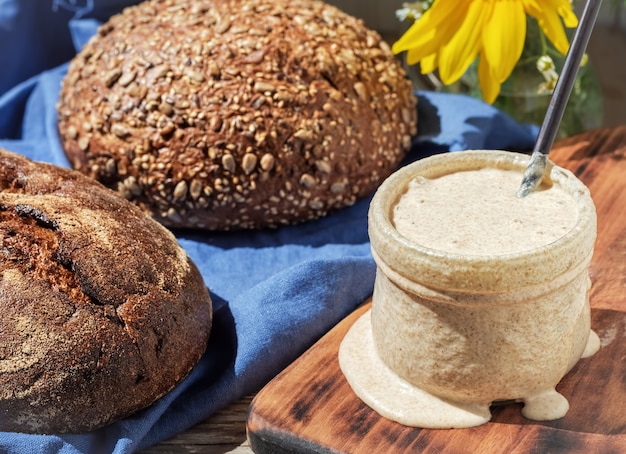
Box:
[339,149,600,429]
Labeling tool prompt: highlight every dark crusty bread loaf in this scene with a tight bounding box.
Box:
[0,148,212,433]
[57,0,417,230]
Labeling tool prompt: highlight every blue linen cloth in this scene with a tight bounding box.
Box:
[0,12,539,454]
[0,0,137,96]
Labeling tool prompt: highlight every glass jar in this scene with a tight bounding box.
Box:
[339,150,600,428]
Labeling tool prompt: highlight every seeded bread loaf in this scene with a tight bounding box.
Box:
[0,148,212,433]
[56,0,417,230]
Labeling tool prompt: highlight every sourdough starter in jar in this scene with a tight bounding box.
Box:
[338,150,600,429]
[393,168,578,255]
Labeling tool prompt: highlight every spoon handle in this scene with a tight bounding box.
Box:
[517,0,603,198]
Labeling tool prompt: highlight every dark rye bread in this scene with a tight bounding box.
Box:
[0,149,212,433]
[56,0,417,230]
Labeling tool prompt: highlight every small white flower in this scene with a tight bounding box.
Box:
[538,79,558,95]
[536,55,556,73]
[536,55,559,94]
[395,1,431,22]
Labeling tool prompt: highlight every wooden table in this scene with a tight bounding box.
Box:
[142,125,626,453]
[139,395,253,453]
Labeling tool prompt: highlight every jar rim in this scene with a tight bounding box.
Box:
[368,150,597,292]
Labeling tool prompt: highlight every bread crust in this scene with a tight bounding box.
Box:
[0,148,212,433]
[57,0,417,230]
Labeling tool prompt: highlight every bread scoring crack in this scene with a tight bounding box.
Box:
[0,206,97,308]
[13,205,58,230]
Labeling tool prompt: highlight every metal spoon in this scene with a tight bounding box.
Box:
[517,0,603,198]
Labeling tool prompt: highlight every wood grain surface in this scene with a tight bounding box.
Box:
[140,395,252,453]
[245,126,626,454]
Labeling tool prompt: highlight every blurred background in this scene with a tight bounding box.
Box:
[327,0,626,131]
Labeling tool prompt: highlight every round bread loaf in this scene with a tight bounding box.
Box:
[0,148,212,433]
[56,0,417,230]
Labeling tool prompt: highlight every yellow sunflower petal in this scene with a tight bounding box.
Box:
[438,0,490,84]
[392,18,437,54]
[406,47,424,66]
[538,0,579,27]
[400,19,461,66]
[392,0,470,55]
[558,5,578,27]
[524,1,574,55]
[420,52,438,74]
[403,29,437,65]
[478,52,500,104]
[482,0,526,83]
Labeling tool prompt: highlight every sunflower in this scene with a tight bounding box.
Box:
[392,0,579,103]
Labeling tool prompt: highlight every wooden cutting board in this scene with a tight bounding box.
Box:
[246,126,626,453]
